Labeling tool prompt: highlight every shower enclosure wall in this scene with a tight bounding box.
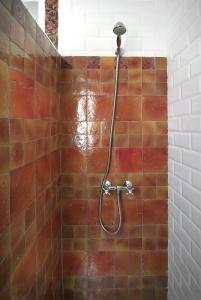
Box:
[0,1,62,298]
[60,55,168,299]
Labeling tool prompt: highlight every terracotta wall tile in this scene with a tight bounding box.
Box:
[12,244,36,298]
[10,69,35,118]
[62,200,88,225]
[62,148,86,173]
[0,174,10,233]
[143,251,167,275]
[114,148,143,172]
[88,251,114,275]
[36,155,50,194]
[0,59,10,117]
[61,56,167,299]
[10,163,35,219]
[116,96,141,121]
[143,200,167,224]
[86,148,107,173]
[115,252,141,275]
[0,2,62,298]
[143,148,167,172]
[143,96,167,121]
[63,251,88,275]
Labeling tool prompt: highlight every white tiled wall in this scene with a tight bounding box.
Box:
[22,0,45,30]
[168,0,201,299]
[58,0,181,56]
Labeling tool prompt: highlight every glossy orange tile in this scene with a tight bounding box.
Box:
[12,244,36,298]
[62,200,88,225]
[10,69,35,118]
[114,148,143,172]
[88,251,114,275]
[36,155,50,194]
[143,149,167,172]
[143,97,167,121]
[0,59,9,117]
[143,251,167,275]
[10,163,35,219]
[142,58,155,70]
[156,58,167,70]
[116,96,141,121]
[128,69,142,82]
[100,57,115,69]
[86,148,107,173]
[0,174,10,233]
[142,83,167,96]
[127,57,142,69]
[35,82,50,118]
[88,199,114,225]
[61,95,87,121]
[62,148,86,172]
[10,143,24,169]
[0,119,9,145]
[115,252,141,275]
[63,251,88,275]
[143,200,167,224]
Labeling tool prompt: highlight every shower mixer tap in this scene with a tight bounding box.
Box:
[102,180,134,196]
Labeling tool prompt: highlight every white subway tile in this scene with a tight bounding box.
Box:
[191,242,201,268]
[192,134,201,152]
[174,252,190,284]
[169,174,181,193]
[168,118,181,131]
[86,38,114,51]
[182,182,201,209]
[169,146,182,162]
[181,117,201,132]
[190,57,201,77]
[174,133,190,149]
[168,86,181,103]
[172,100,191,116]
[191,277,201,298]
[171,33,189,57]
[174,162,190,183]
[182,77,201,98]
[169,202,181,224]
[173,66,189,86]
[192,206,201,229]
[189,16,201,42]
[182,149,201,170]
[174,222,191,251]
[191,96,201,114]
[182,215,201,249]
[180,38,201,66]
[181,248,201,285]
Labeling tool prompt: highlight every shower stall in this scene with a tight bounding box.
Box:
[0,0,201,299]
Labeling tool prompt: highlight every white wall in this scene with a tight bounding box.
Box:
[58,0,180,56]
[22,0,45,30]
[168,0,201,299]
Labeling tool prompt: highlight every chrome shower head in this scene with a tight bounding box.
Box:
[113,22,126,36]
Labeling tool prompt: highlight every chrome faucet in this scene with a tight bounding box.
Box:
[103,180,134,196]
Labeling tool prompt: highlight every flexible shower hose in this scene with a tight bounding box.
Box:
[98,51,122,235]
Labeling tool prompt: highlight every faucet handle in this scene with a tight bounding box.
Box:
[124,180,134,196]
[124,180,133,189]
[127,188,134,196]
[103,180,112,195]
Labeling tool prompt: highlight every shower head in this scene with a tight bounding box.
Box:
[113,22,126,36]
